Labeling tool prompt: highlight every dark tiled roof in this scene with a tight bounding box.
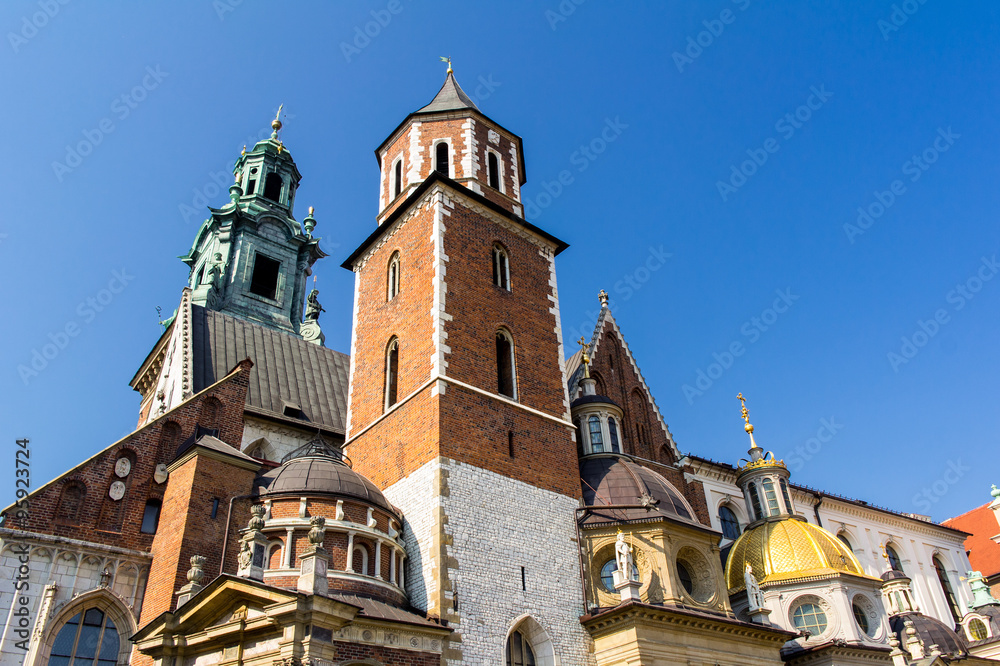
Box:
[579,455,702,527]
[257,455,397,516]
[890,612,967,657]
[174,434,260,465]
[330,593,447,630]
[416,72,479,114]
[191,306,350,435]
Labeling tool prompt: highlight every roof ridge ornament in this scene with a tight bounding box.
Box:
[439,55,452,74]
[735,392,786,474]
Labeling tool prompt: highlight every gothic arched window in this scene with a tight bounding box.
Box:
[393,158,403,198]
[719,505,741,540]
[263,172,283,202]
[387,251,401,301]
[435,142,449,176]
[608,417,620,453]
[488,151,501,189]
[496,329,516,398]
[506,629,536,666]
[493,244,510,290]
[588,416,604,453]
[934,555,963,624]
[56,482,85,526]
[50,607,121,666]
[384,337,399,410]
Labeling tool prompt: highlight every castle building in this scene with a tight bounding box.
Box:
[2,68,998,666]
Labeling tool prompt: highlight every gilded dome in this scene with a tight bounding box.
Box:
[725,517,876,592]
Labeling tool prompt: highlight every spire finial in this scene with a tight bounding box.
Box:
[271,104,283,138]
[578,336,591,379]
[737,392,758,449]
[440,56,452,74]
[598,289,609,308]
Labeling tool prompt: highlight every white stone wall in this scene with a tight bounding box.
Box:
[383,458,595,666]
[240,417,317,462]
[0,531,148,665]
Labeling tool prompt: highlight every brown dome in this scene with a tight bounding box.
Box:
[579,455,700,526]
[259,453,396,516]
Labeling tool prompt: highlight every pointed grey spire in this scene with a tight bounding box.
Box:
[417,72,480,113]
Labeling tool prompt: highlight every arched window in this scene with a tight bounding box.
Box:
[493,244,510,290]
[838,533,853,551]
[496,329,516,398]
[676,560,694,594]
[435,142,449,176]
[608,417,620,453]
[263,172,283,201]
[506,629,536,666]
[352,545,369,575]
[393,158,403,198]
[50,607,121,666]
[384,338,399,410]
[761,479,780,516]
[885,544,904,572]
[387,251,401,300]
[488,151,501,189]
[748,482,763,521]
[719,505,741,540]
[779,478,793,513]
[934,556,963,624]
[588,416,604,453]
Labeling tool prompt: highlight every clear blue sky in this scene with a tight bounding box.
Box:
[2,2,998,522]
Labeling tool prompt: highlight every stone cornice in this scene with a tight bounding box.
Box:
[0,528,153,560]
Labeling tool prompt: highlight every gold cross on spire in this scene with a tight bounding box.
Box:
[578,337,591,378]
[440,56,452,74]
[737,392,757,443]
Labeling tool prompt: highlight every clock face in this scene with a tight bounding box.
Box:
[109,481,126,501]
[115,457,132,478]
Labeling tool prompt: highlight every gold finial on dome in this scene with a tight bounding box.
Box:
[578,336,591,378]
[737,392,758,449]
[440,56,452,74]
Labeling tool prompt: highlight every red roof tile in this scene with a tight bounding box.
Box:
[943,502,1000,576]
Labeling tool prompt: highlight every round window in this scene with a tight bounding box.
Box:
[852,601,871,636]
[969,618,989,641]
[676,560,694,594]
[600,559,638,593]
[792,601,828,637]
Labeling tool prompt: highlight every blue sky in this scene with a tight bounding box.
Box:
[2,1,998,522]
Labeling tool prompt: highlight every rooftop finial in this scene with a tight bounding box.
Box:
[440,55,452,75]
[578,336,591,379]
[271,104,283,138]
[737,392,758,449]
[598,289,609,308]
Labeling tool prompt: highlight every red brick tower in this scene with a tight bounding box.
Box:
[343,69,594,665]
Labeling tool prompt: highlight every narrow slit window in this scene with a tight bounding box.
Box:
[496,330,516,398]
[779,478,793,513]
[140,499,162,534]
[748,482,763,521]
[762,478,781,516]
[387,251,401,300]
[493,245,510,290]
[249,253,280,299]
[385,338,399,410]
[435,142,449,175]
[488,152,500,189]
[393,159,403,198]
[508,431,515,457]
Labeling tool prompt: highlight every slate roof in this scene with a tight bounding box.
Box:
[191,305,350,435]
[330,593,447,630]
[416,72,479,114]
[257,454,397,516]
[579,455,703,528]
[174,435,259,466]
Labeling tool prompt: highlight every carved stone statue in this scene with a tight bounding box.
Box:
[615,532,634,579]
[304,289,325,321]
[308,516,326,546]
[238,539,252,570]
[745,563,765,611]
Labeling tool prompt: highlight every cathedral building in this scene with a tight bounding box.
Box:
[2,69,999,666]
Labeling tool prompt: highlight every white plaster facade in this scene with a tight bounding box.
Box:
[383,457,596,666]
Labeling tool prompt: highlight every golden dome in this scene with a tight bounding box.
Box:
[726,518,878,592]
